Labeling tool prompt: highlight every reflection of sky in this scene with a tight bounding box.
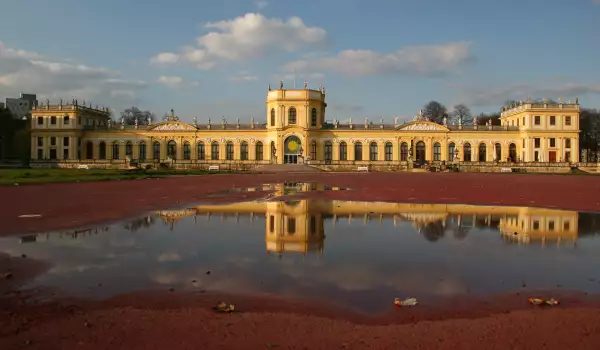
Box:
[2,213,600,314]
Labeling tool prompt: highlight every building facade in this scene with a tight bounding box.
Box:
[6,93,37,119]
[29,86,581,170]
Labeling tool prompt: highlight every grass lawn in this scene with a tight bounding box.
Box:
[0,168,220,185]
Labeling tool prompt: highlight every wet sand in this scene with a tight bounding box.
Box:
[2,172,600,349]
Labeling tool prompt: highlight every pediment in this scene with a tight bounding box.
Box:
[397,121,448,131]
[148,121,198,131]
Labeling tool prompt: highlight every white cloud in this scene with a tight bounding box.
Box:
[229,71,258,83]
[149,52,180,65]
[0,41,147,109]
[156,75,199,89]
[455,82,600,107]
[157,75,183,88]
[149,13,327,69]
[255,0,268,9]
[282,41,474,77]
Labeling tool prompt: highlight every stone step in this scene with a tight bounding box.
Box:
[254,164,322,173]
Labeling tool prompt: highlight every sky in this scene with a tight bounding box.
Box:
[1,0,599,123]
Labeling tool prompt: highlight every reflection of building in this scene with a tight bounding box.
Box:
[156,200,580,252]
[29,85,580,168]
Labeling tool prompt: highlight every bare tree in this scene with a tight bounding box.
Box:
[120,107,154,125]
[422,101,447,124]
[451,104,472,125]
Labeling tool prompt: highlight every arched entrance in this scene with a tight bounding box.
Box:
[284,136,302,164]
[415,141,426,165]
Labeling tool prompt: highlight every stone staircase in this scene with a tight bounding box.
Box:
[254,164,323,173]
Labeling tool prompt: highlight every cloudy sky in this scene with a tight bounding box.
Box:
[1,0,599,122]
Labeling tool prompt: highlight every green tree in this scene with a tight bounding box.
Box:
[120,106,154,125]
[451,104,472,125]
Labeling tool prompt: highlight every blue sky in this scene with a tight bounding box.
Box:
[1,0,599,122]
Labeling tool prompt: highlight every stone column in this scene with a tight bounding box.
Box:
[332,142,339,161]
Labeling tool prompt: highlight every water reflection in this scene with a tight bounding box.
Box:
[3,199,600,314]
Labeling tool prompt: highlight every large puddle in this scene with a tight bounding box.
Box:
[3,185,600,314]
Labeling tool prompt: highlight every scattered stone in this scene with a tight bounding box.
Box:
[169,288,175,292]
[192,279,197,283]
[84,321,91,328]
[21,254,27,258]
[206,271,211,275]
[4,272,13,279]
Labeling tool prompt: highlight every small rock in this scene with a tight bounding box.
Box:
[192,279,197,283]
[4,272,13,279]
[24,340,31,346]
[21,254,27,258]
[206,271,211,275]
[169,288,175,292]
[84,321,91,328]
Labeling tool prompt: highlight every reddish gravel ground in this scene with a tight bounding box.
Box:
[2,172,600,349]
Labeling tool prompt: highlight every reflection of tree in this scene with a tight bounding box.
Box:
[579,213,600,236]
[123,216,156,232]
[421,221,445,242]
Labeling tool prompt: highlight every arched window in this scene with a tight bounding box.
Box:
[85,141,93,160]
[478,143,486,162]
[99,142,107,160]
[509,143,517,162]
[309,141,316,159]
[495,143,501,161]
[256,142,263,160]
[112,142,120,159]
[369,142,378,161]
[463,143,471,161]
[197,142,205,160]
[139,142,147,160]
[433,142,441,161]
[355,142,363,161]
[311,108,317,126]
[339,142,347,161]
[125,142,133,158]
[183,142,191,160]
[153,141,160,160]
[270,109,275,126]
[270,141,276,159]
[240,141,248,160]
[400,142,408,161]
[448,143,456,161]
[385,142,393,161]
[324,141,332,161]
[211,141,219,160]
[226,141,234,160]
[288,107,297,124]
[167,140,176,159]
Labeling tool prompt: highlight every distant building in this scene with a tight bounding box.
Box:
[0,102,5,110]
[5,93,37,119]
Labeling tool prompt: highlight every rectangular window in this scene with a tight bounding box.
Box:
[269,216,274,233]
[533,220,540,230]
[522,139,525,148]
[565,116,571,126]
[37,137,43,147]
[63,137,69,147]
[49,149,57,160]
[63,148,69,159]
[287,218,296,234]
[50,116,57,125]
[534,151,539,162]
[565,139,571,148]
[78,116,81,125]
[549,116,555,125]
[37,149,43,160]
[522,117,525,125]
[549,221,555,231]
[549,138,555,147]
[63,116,70,125]
[564,221,570,231]
[310,216,316,234]
[37,117,43,125]
[565,151,571,162]
[534,138,540,148]
[534,116,540,125]
[50,137,56,146]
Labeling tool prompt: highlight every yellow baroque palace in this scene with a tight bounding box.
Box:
[29,84,581,171]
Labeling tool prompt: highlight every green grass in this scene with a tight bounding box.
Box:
[0,168,221,185]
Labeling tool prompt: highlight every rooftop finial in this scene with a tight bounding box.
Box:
[279,80,283,89]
